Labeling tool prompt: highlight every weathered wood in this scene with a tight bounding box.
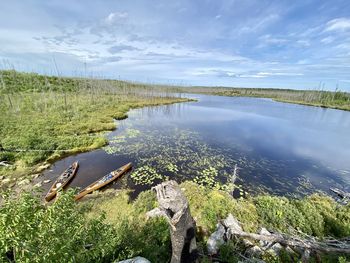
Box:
[147,181,198,263]
[0,161,11,167]
[330,187,350,199]
[223,214,350,254]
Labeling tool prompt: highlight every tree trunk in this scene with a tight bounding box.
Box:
[147,181,198,263]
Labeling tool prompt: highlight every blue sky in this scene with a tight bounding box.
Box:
[0,0,350,90]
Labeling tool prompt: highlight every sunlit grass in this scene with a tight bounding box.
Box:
[0,70,190,180]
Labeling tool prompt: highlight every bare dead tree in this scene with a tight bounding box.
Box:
[147,181,198,263]
[223,214,350,255]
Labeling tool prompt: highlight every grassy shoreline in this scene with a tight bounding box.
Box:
[0,70,192,184]
[172,86,350,111]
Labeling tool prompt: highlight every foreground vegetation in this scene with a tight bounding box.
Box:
[1,182,349,262]
[0,70,189,180]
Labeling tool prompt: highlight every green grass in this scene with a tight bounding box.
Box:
[84,181,350,262]
[1,183,348,262]
[0,70,190,180]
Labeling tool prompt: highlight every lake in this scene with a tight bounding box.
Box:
[42,94,350,198]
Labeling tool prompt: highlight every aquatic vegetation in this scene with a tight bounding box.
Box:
[125,128,141,138]
[165,162,178,173]
[131,165,167,185]
[104,125,238,190]
[103,119,321,196]
[193,167,220,188]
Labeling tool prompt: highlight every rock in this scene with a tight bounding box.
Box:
[18,179,30,186]
[34,182,43,188]
[37,163,50,171]
[246,245,263,257]
[116,256,151,263]
[207,222,226,255]
[0,175,4,180]
[259,228,272,248]
[223,213,242,239]
[242,239,254,247]
[31,173,40,179]
[285,246,297,256]
[267,243,283,256]
[2,178,11,184]
[43,180,51,184]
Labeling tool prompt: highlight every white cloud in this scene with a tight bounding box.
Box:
[104,12,128,25]
[325,18,350,32]
[320,36,334,44]
[187,68,305,79]
[296,40,310,47]
[239,14,279,34]
[257,72,304,76]
[259,34,288,45]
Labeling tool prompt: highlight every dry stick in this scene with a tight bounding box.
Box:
[229,229,350,254]
[0,72,13,109]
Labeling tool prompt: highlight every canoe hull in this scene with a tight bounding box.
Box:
[75,162,132,201]
[45,161,79,202]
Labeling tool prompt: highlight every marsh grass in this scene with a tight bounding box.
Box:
[0,70,189,180]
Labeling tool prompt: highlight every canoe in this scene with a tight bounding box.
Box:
[75,162,132,201]
[45,161,79,202]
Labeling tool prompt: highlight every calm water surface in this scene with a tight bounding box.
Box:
[42,94,350,197]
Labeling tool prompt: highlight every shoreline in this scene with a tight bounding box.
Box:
[0,97,194,190]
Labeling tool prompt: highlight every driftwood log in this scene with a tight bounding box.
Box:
[147,181,198,263]
[330,187,350,199]
[0,161,11,167]
[223,214,350,255]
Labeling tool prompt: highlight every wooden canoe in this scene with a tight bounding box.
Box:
[75,162,132,201]
[45,161,79,202]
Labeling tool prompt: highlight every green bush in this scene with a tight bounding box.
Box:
[0,190,118,263]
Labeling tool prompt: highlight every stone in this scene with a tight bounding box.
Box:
[37,163,50,171]
[207,222,226,255]
[285,246,296,255]
[31,173,40,179]
[259,228,272,248]
[18,179,30,186]
[43,180,51,184]
[246,245,263,257]
[34,182,43,188]
[2,178,11,184]
[223,213,242,239]
[267,243,283,256]
[242,239,254,247]
[116,256,151,263]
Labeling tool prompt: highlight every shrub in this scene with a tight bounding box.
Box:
[0,190,116,263]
